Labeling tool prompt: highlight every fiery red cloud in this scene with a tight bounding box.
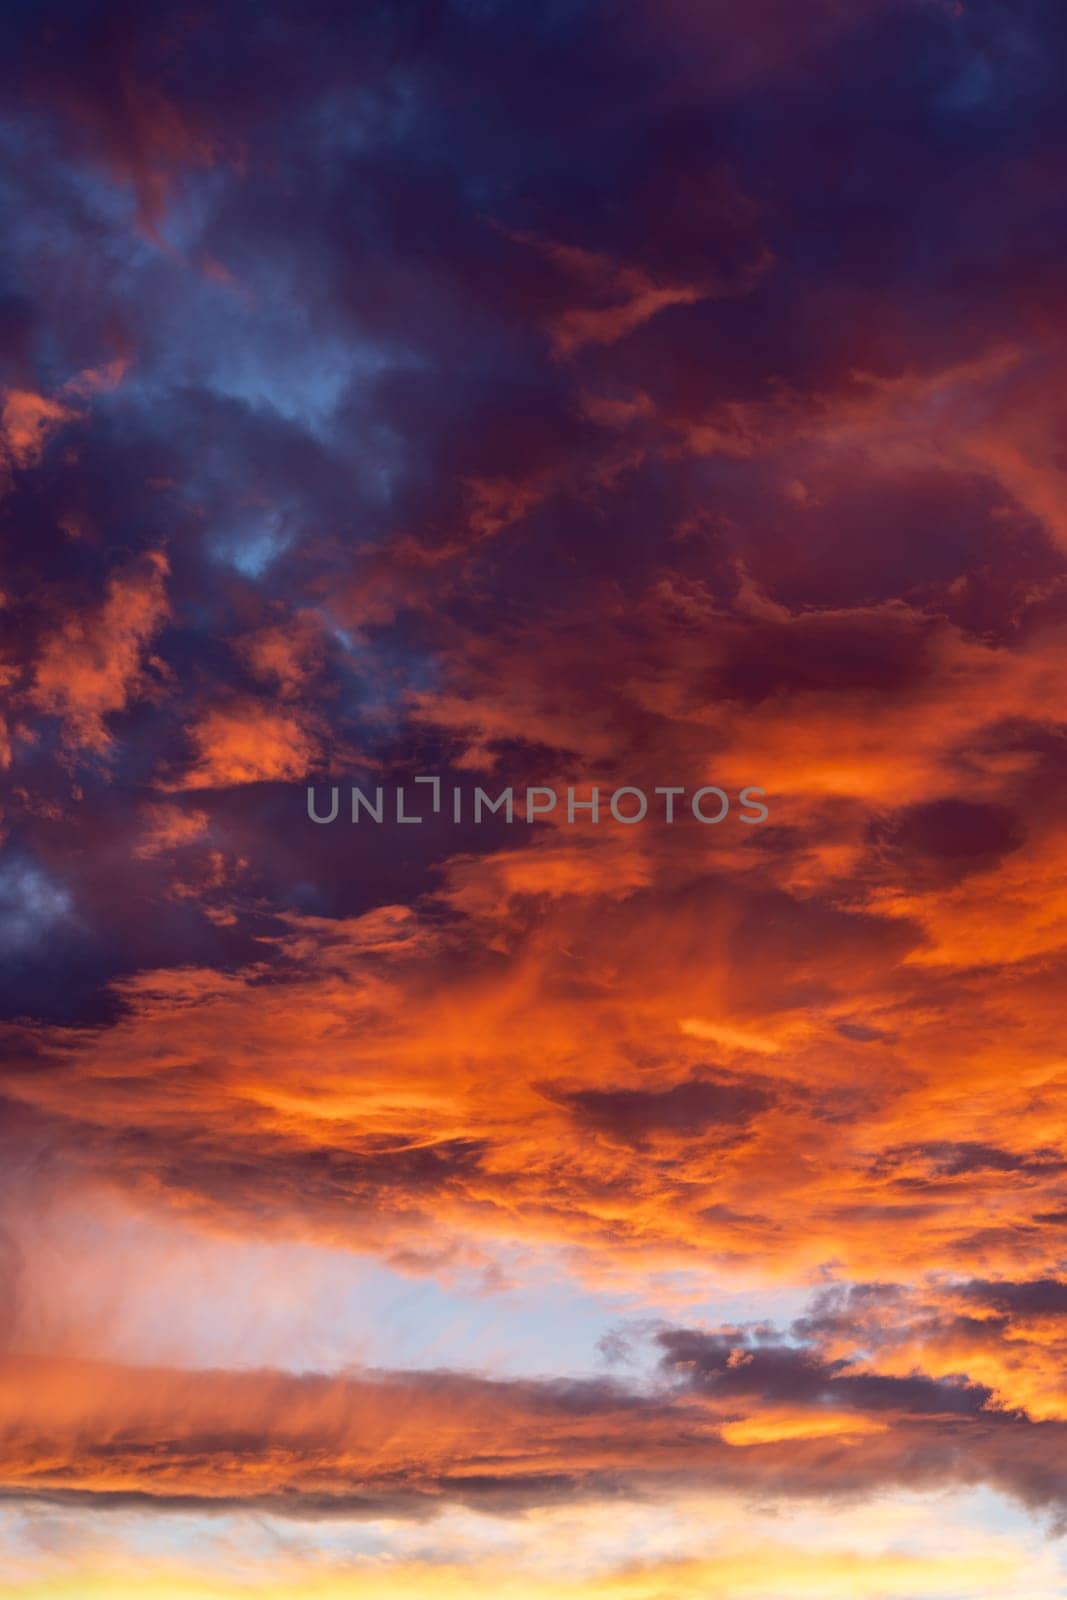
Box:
[1,2,1066,1595]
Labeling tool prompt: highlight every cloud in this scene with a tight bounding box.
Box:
[555,1077,771,1148]
[170,699,323,789]
[28,552,170,753]
[132,802,210,858]
[3,1312,1066,1522]
[506,233,728,358]
[0,389,79,474]
[1,0,1067,1584]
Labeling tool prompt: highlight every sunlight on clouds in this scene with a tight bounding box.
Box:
[716,1408,888,1446]
[0,1493,1063,1600]
[3,1,1067,1596]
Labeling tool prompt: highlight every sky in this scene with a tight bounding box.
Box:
[1,1,1067,1595]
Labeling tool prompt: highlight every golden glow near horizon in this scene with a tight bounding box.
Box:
[2,1495,1064,1600]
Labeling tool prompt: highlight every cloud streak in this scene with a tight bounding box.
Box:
[2,0,1067,1592]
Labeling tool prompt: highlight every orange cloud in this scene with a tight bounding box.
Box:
[1,357,133,489]
[133,802,210,858]
[506,232,770,357]
[171,699,322,788]
[29,551,170,752]
[0,1334,1060,1522]
[0,389,80,474]
[234,614,326,700]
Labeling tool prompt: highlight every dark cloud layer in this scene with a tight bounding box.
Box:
[4,1310,1067,1523]
[1,0,1067,1580]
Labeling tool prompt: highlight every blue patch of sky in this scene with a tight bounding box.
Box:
[0,859,74,957]
[208,504,295,578]
[47,1196,814,1382]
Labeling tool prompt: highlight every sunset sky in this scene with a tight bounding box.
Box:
[2,2,1067,1595]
